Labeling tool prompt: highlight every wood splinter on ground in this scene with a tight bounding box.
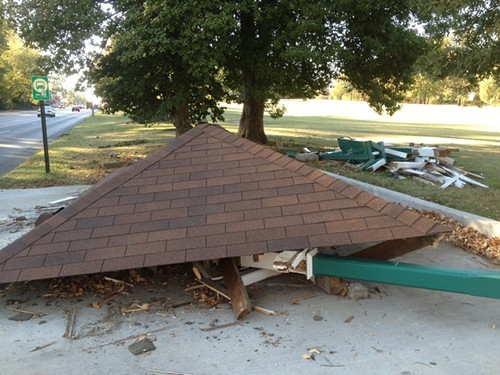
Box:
[7,307,45,317]
[103,276,134,288]
[253,306,288,316]
[344,315,355,323]
[200,321,241,332]
[30,341,57,352]
[63,308,77,339]
[91,293,118,309]
[120,303,150,314]
[82,327,169,352]
[196,278,230,300]
[289,293,319,305]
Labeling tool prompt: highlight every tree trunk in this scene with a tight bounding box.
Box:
[237,6,269,145]
[238,96,269,144]
[174,101,193,137]
[172,63,193,137]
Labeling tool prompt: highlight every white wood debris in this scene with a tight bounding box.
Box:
[389,146,488,189]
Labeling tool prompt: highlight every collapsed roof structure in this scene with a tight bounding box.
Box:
[0,124,449,284]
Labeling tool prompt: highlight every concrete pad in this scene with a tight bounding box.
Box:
[0,186,91,219]
[0,185,90,249]
[0,243,499,374]
[0,185,499,374]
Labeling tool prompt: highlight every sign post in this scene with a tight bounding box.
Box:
[32,76,51,173]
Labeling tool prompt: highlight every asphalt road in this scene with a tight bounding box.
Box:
[0,108,92,176]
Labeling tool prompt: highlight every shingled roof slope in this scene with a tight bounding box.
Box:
[0,124,449,283]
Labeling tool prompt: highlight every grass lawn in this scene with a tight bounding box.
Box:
[0,115,177,188]
[1,100,498,220]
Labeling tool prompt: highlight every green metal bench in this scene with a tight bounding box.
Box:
[313,255,500,299]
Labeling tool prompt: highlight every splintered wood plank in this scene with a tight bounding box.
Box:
[440,174,461,189]
[221,257,252,320]
[349,235,441,260]
[241,269,279,286]
[385,148,408,159]
[273,251,299,271]
[390,161,425,170]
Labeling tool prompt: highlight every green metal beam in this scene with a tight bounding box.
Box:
[313,255,500,300]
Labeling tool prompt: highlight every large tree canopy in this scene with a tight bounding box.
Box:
[0,1,8,88]
[220,0,426,143]
[91,1,231,136]
[1,32,43,103]
[0,26,43,108]
[407,1,499,106]
[6,0,497,143]
[222,1,338,143]
[417,0,499,83]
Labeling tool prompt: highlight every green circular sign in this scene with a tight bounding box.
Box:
[32,76,50,101]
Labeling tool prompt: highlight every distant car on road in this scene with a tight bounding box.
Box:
[72,106,81,112]
[37,105,56,117]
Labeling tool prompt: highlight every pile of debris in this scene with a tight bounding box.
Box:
[290,137,488,189]
[418,210,500,264]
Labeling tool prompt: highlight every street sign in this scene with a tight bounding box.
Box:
[32,76,50,101]
[33,75,51,173]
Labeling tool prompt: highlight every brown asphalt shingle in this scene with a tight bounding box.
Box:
[0,124,449,283]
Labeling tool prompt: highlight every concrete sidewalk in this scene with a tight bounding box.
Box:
[0,185,90,250]
[0,185,499,374]
[0,243,499,375]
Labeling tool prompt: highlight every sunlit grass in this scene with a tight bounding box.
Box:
[0,100,498,219]
[0,114,176,188]
[221,104,500,146]
[220,102,499,219]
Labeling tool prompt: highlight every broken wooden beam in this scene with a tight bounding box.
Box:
[197,278,230,300]
[365,158,386,172]
[349,235,442,261]
[221,257,252,320]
